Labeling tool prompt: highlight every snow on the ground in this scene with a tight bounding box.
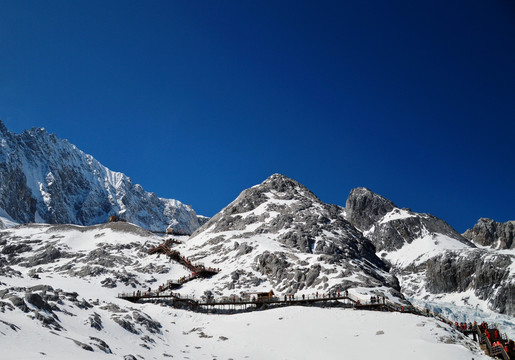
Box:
[147,306,490,360]
[1,292,491,360]
[380,232,471,268]
[379,208,417,224]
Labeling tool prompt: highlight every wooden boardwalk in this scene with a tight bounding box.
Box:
[116,291,411,314]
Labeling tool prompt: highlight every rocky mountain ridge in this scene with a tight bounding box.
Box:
[463,218,515,250]
[0,120,202,233]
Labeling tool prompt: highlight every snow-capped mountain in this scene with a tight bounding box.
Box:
[345,187,515,318]
[0,174,511,358]
[0,120,202,233]
[178,174,402,300]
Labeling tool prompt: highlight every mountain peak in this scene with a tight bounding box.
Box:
[262,173,302,188]
[0,119,8,135]
[261,173,317,196]
[345,187,396,231]
[219,174,320,218]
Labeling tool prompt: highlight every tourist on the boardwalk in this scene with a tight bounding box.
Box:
[507,340,515,357]
[492,340,502,350]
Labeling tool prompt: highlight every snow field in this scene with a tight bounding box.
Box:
[140,306,490,360]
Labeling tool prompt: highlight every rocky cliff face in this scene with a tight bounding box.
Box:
[344,187,515,317]
[0,120,202,233]
[345,187,396,232]
[463,218,515,249]
[425,250,514,316]
[183,174,402,299]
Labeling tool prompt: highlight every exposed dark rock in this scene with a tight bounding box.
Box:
[0,319,20,331]
[28,284,54,293]
[236,242,253,256]
[1,243,32,255]
[345,187,396,231]
[68,338,94,352]
[88,312,103,331]
[0,300,15,313]
[254,252,290,281]
[463,218,515,249]
[113,315,140,335]
[70,265,107,278]
[89,336,112,353]
[34,311,62,331]
[21,245,67,267]
[25,293,53,312]
[100,303,127,313]
[9,295,29,313]
[132,311,162,334]
[100,277,118,288]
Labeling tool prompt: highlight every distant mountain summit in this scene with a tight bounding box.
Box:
[0,120,202,233]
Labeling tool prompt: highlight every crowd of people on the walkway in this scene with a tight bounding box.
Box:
[454,321,515,359]
[455,322,474,331]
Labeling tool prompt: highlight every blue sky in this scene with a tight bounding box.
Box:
[1,1,514,232]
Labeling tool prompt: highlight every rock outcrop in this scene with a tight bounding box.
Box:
[345,187,396,232]
[463,218,515,249]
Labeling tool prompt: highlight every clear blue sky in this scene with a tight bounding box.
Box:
[1,1,514,232]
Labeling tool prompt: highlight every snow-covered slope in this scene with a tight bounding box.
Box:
[0,221,493,359]
[345,187,515,319]
[0,120,202,233]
